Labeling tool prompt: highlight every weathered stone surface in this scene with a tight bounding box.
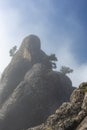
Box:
[0,63,73,130]
[0,35,46,107]
[76,116,87,130]
[0,35,73,130]
[27,83,87,130]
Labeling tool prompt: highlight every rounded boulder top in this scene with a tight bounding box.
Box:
[21,34,41,51]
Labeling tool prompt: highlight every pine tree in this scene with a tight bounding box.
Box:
[60,66,73,75]
[9,45,17,57]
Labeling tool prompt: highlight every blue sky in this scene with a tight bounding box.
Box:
[0,0,87,86]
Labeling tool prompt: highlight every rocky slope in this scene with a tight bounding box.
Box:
[0,35,73,130]
[27,82,87,130]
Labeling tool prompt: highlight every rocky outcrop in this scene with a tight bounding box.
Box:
[0,35,73,130]
[27,82,87,130]
[0,35,47,107]
[76,116,87,130]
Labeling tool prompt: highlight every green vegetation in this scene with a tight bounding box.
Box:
[60,66,73,75]
[9,45,17,57]
[43,54,58,70]
[48,54,58,69]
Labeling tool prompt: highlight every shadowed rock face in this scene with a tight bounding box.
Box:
[22,35,41,52]
[19,35,41,62]
[0,35,74,130]
[27,83,87,130]
[0,35,43,107]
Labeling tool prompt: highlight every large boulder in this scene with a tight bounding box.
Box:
[0,35,74,130]
[28,83,87,130]
[0,63,73,130]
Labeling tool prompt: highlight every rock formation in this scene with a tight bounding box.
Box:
[27,82,87,130]
[0,35,73,130]
[0,35,44,107]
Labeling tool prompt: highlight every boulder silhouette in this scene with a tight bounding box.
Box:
[0,35,74,130]
[0,35,46,107]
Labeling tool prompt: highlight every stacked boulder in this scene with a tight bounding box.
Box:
[0,35,73,130]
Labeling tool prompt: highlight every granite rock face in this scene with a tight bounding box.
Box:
[0,35,73,130]
[27,82,87,130]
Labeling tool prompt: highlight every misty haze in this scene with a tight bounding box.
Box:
[0,1,87,130]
